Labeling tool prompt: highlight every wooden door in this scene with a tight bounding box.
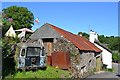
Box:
[47,42,52,56]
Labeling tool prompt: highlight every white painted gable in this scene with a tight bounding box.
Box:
[94,43,112,69]
[89,30,112,69]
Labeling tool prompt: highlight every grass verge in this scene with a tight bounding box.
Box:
[5,66,71,78]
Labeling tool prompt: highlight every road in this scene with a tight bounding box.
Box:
[85,63,120,79]
[112,63,120,74]
[87,72,119,78]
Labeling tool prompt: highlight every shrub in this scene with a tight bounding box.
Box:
[112,52,120,63]
[2,37,20,78]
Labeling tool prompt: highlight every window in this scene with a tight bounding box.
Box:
[21,49,25,56]
[89,60,92,63]
[42,38,53,42]
[89,60,92,66]
[27,47,40,56]
[42,48,45,56]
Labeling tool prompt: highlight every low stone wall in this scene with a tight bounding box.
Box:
[70,52,102,78]
[70,62,95,78]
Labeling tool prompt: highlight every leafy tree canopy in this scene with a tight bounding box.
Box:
[2,6,34,37]
[78,32,89,39]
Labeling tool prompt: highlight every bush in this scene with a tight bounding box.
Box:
[112,52,120,63]
[107,69,113,72]
[2,37,20,78]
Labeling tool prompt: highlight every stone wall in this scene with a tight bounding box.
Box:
[27,37,102,78]
[52,38,101,78]
[53,38,80,64]
[70,51,97,78]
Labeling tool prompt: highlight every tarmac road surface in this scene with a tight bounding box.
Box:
[85,63,120,80]
[87,71,119,78]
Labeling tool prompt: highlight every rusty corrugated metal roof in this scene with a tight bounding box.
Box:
[47,23,102,52]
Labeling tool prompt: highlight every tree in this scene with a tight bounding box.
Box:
[2,6,34,78]
[108,37,119,50]
[112,52,120,63]
[98,35,108,44]
[2,6,34,37]
[78,32,89,39]
[2,37,20,78]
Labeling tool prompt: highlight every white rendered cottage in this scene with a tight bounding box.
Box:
[89,30,112,69]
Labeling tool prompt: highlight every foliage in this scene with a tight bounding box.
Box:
[98,36,120,51]
[98,35,108,44]
[78,32,89,39]
[2,37,20,78]
[2,6,34,78]
[108,37,119,51]
[112,52,120,63]
[2,6,34,37]
[104,68,114,72]
[107,69,113,72]
[5,66,70,78]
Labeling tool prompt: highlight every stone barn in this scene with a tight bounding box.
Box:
[27,23,102,78]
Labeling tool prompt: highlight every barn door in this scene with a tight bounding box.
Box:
[47,42,53,56]
[42,38,53,65]
[42,38,53,56]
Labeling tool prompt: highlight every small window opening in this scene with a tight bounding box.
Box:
[21,49,25,56]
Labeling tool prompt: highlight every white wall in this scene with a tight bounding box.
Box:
[89,30,112,69]
[94,43,112,69]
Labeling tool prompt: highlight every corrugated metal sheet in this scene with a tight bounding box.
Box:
[47,23,102,53]
[47,55,52,65]
[29,23,102,52]
[51,51,71,69]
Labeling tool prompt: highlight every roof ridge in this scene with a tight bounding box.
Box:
[48,23,102,52]
[80,36,100,52]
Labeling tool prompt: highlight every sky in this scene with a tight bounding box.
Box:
[2,0,120,2]
[2,2,118,36]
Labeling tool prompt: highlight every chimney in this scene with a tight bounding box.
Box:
[94,32,98,41]
[78,32,82,36]
[89,30,98,43]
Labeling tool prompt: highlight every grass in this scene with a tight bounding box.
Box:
[107,69,113,72]
[5,66,71,78]
[103,68,114,72]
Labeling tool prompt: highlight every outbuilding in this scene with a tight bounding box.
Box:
[28,23,102,74]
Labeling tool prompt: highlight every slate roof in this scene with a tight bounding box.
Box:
[30,23,102,52]
[94,40,112,53]
[30,23,61,40]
